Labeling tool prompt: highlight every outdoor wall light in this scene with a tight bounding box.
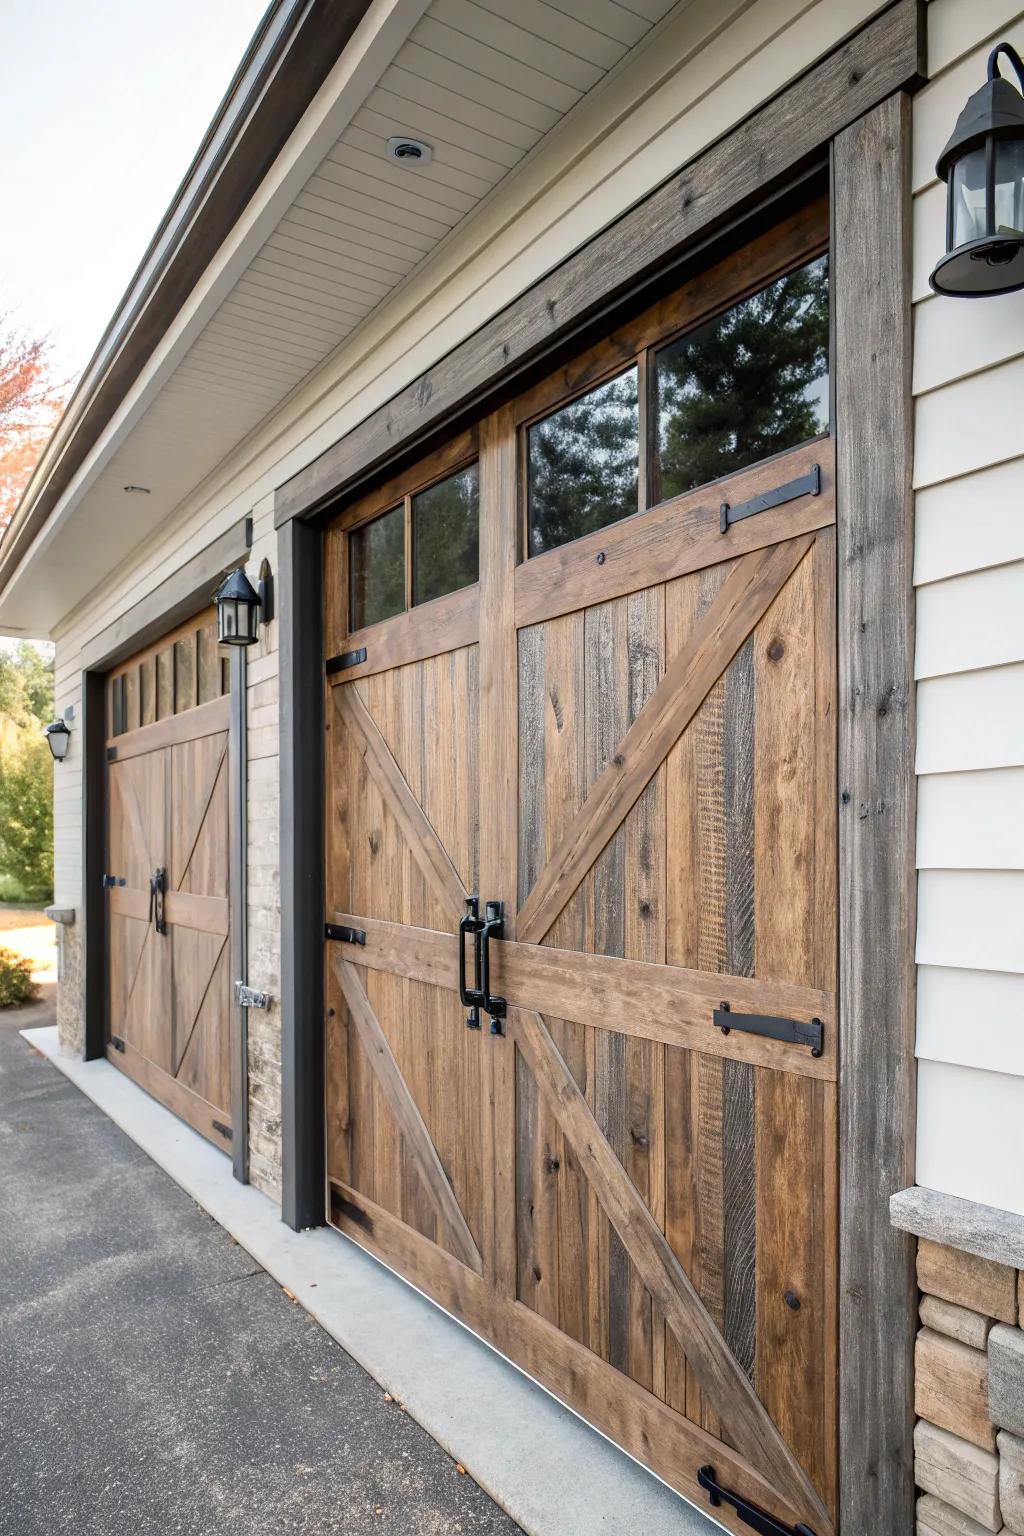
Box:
[44,718,71,762]
[214,566,262,646]
[931,42,1024,297]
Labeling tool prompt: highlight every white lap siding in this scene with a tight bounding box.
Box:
[913,0,1024,1217]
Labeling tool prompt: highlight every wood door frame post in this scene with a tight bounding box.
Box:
[228,643,249,1182]
[278,514,325,1230]
[833,91,917,1535]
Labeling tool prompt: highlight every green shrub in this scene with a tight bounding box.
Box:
[0,946,37,1008]
[0,718,53,904]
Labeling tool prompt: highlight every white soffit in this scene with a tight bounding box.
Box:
[15,0,680,633]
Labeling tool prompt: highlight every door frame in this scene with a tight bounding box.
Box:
[277,6,922,1530]
[80,514,253,1182]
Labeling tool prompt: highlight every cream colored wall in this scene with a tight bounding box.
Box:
[50,0,892,1199]
[913,0,1024,1217]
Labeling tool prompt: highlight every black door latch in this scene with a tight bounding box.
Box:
[458,896,507,1035]
[697,1466,817,1535]
[149,867,167,935]
[101,874,126,888]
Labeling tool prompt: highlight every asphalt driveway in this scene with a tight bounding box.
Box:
[0,992,522,1536]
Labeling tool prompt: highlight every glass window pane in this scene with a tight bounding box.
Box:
[995,137,1024,237]
[656,255,830,504]
[348,504,404,631]
[412,462,479,606]
[527,367,639,556]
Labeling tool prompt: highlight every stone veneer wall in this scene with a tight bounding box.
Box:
[913,1235,1024,1534]
[54,918,84,1056]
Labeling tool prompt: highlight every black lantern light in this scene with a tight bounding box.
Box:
[931,42,1024,298]
[214,566,262,646]
[44,719,71,762]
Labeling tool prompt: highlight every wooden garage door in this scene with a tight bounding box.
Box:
[324,200,838,1535]
[105,609,234,1153]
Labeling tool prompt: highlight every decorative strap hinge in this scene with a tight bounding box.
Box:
[326,647,367,675]
[697,1466,817,1536]
[324,923,366,946]
[720,463,820,533]
[713,1002,823,1058]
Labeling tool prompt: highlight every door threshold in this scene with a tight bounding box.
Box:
[22,1026,721,1536]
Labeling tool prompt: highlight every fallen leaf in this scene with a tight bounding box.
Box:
[456,1464,466,1476]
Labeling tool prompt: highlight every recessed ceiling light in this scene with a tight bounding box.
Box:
[123,484,151,494]
[385,136,433,167]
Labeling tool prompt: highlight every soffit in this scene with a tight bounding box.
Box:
[3,0,681,634]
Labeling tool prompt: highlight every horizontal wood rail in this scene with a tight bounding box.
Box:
[105,693,229,758]
[515,439,833,630]
[107,1036,231,1152]
[110,886,229,938]
[326,584,479,684]
[328,912,835,1079]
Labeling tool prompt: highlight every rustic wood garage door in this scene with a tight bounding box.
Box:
[323,202,838,1535]
[104,609,234,1153]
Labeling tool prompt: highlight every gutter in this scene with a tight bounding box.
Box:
[0,0,373,597]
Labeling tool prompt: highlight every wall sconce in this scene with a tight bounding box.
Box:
[214,566,262,646]
[931,42,1024,297]
[44,719,72,762]
[257,557,274,624]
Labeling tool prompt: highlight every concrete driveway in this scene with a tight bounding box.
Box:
[0,993,522,1536]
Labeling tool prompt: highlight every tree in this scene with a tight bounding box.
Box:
[0,315,68,535]
[0,642,54,903]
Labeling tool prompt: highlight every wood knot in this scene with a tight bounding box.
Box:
[613,752,625,768]
[767,638,785,662]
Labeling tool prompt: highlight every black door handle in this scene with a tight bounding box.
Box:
[458,896,484,1029]
[479,901,506,1036]
[149,867,167,935]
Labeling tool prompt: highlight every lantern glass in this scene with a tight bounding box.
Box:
[951,147,988,245]
[995,135,1024,235]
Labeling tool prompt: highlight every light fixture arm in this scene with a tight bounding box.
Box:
[988,41,1024,89]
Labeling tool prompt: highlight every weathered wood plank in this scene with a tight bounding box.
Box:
[106,693,229,758]
[511,1004,831,1532]
[333,956,482,1274]
[328,911,835,1079]
[334,684,467,921]
[517,535,812,945]
[835,90,918,1536]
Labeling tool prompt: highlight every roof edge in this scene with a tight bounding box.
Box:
[0,0,374,596]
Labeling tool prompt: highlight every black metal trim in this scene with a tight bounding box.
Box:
[212,1119,234,1142]
[325,647,367,675]
[83,670,109,1062]
[697,1466,817,1535]
[719,462,820,533]
[324,923,366,946]
[279,516,326,1232]
[713,1002,823,1057]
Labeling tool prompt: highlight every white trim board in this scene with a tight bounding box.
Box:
[20,1025,720,1536]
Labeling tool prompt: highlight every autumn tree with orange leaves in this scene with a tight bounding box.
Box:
[0,317,67,535]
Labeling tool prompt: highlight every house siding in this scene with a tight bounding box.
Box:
[912,0,1024,1219]
[52,0,892,1201]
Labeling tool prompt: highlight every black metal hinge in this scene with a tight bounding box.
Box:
[325,647,367,675]
[212,1120,233,1142]
[101,874,126,888]
[325,923,366,946]
[110,1035,125,1053]
[720,463,820,533]
[697,1466,817,1536]
[714,1002,823,1058]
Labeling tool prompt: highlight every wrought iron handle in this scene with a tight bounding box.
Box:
[479,900,507,1036]
[149,867,167,936]
[697,1466,817,1536]
[458,896,484,1029]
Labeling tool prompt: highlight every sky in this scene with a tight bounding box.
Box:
[1,0,270,384]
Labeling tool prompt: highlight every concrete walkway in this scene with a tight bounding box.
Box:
[0,997,521,1536]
